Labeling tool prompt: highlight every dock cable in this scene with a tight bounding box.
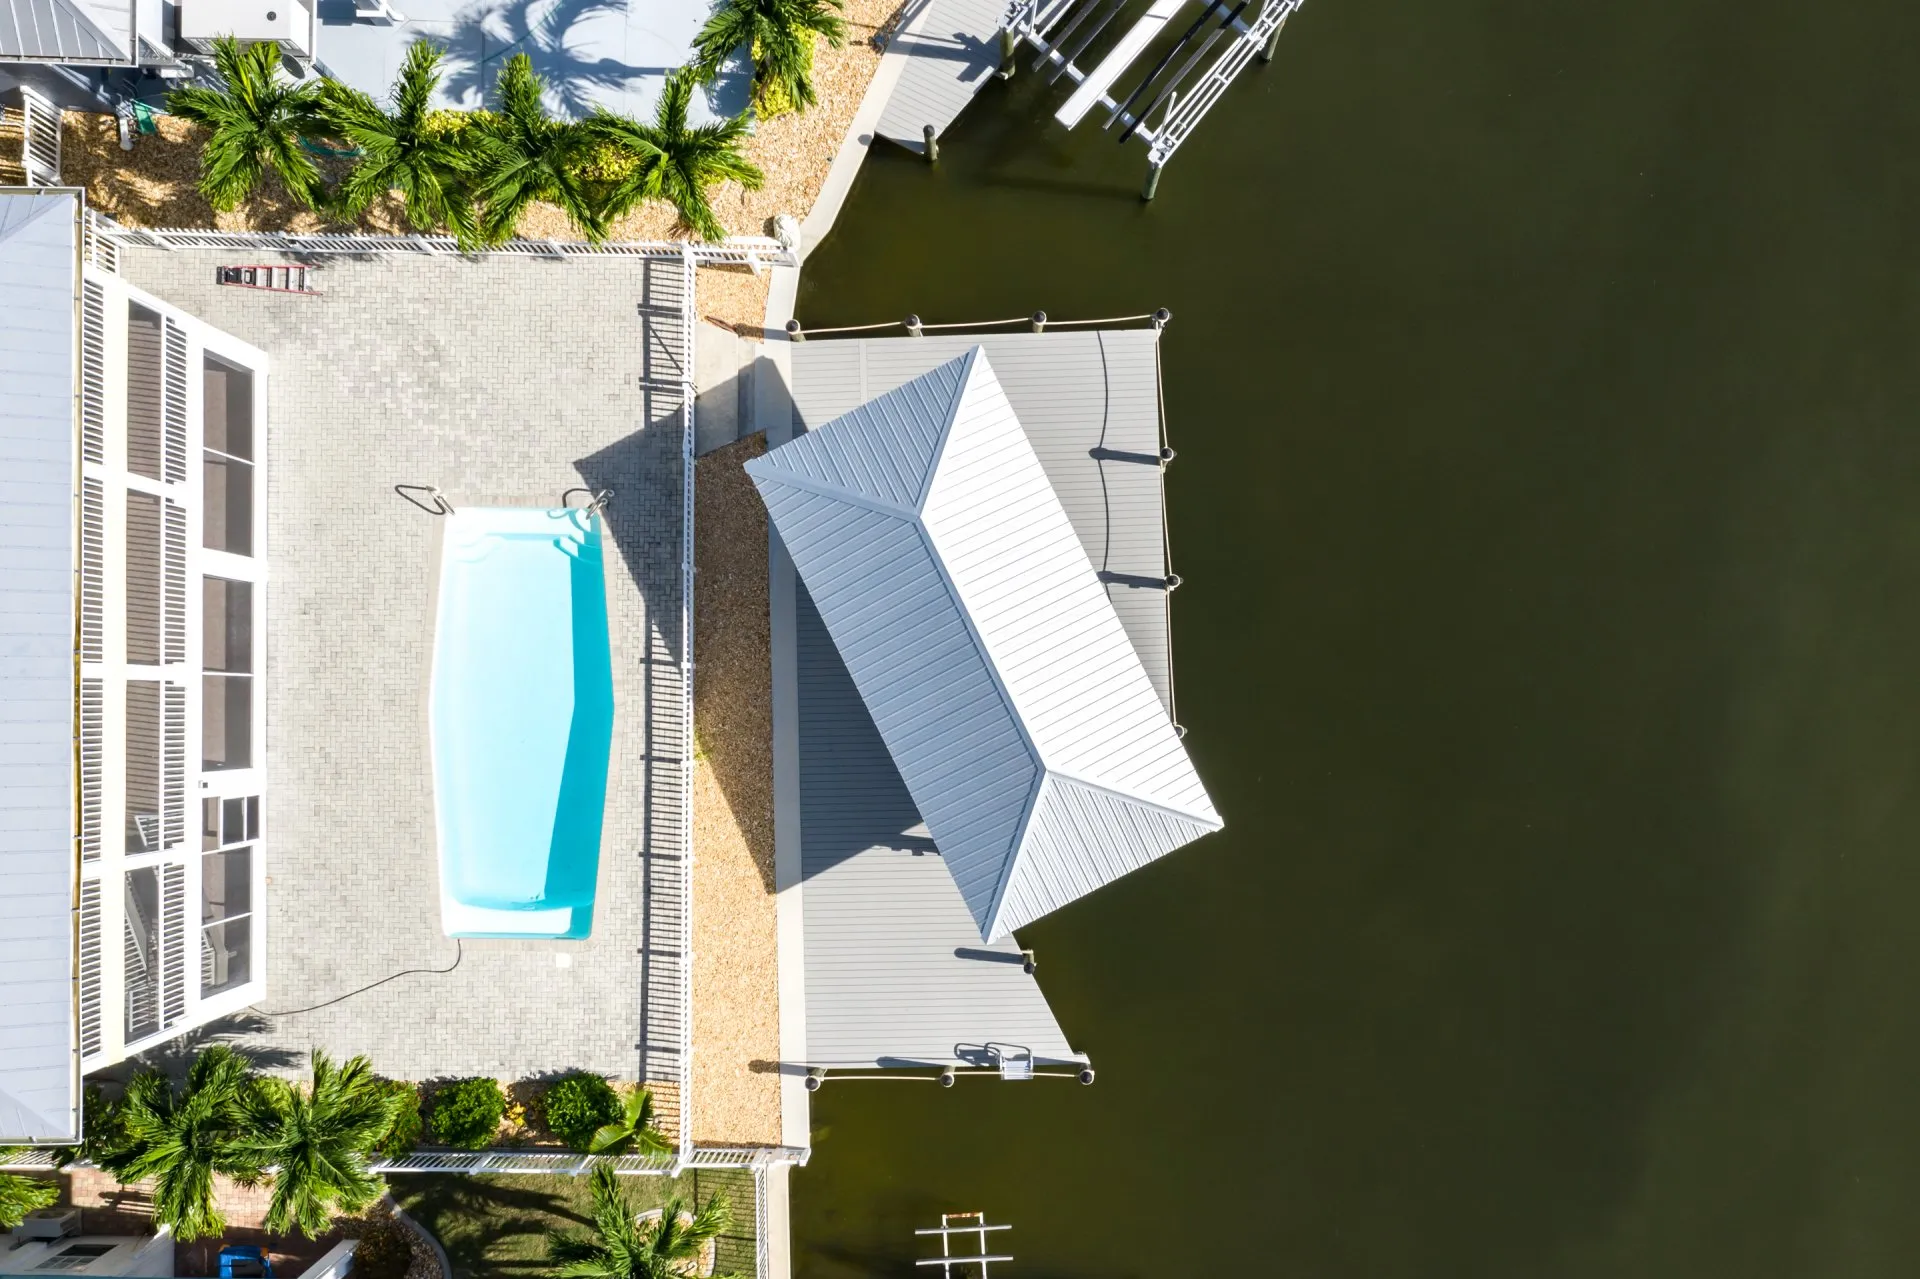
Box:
[250,941,463,1018]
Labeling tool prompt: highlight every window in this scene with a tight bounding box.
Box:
[202,578,253,771]
[125,680,161,853]
[37,1244,116,1272]
[203,356,254,556]
[125,867,160,1040]
[200,796,257,995]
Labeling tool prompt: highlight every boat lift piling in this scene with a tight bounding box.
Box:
[1000,0,1307,198]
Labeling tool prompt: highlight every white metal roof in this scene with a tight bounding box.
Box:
[0,0,131,61]
[0,191,80,1145]
[749,346,1221,941]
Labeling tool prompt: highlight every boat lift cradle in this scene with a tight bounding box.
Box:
[999,0,1308,197]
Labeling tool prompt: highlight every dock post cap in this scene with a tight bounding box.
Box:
[1077,1067,1096,1085]
[905,314,924,336]
[1159,446,1176,462]
[1030,310,1048,333]
[1164,572,1182,589]
[923,124,939,163]
[1152,306,1172,328]
[938,1068,958,1088]
[804,1067,827,1091]
[784,318,805,341]
[1021,948,1037,974]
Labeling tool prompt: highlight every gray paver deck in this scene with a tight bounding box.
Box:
[118,250,692,1098]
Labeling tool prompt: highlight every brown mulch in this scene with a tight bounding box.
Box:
[689,435,781,1146]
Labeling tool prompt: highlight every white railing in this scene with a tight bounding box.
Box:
[19,87,61,185]
[675,246,699,1160]
[87,217,797,270]
[356,1146,809,1175]
[1148,0,1305,165]
[754,1163,771,1279]
[0,1145,808,1174]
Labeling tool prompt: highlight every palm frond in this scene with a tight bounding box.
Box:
[165,36,323,211]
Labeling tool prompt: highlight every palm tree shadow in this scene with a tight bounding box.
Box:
[431,0,674,118]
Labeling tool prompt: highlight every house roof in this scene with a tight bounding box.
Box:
[749,347,1221,941]
[0,191,80,1146]
[0,0,131,62]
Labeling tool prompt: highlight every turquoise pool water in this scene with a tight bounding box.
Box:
[431,507,614,940]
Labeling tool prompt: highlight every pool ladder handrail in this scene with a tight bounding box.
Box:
[396,484,455,515]
[562,487,615,517]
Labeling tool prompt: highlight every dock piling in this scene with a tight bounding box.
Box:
[1030,310,1048,333]
[998,28,1018,79]
[923,124,939,163]
[906,314,924,336]
[1142,161,1163,201]
[785,318,805,342]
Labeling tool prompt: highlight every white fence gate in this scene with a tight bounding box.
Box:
[18,87,61,185]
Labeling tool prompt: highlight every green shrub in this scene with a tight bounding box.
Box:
[351,1219,412,1279]
[540,1073,622,1151]
[426,1078,505,1150]
[375,1079,423,1158]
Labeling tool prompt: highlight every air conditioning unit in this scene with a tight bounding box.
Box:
[178,0,313,58]
[15,1210,81,1242]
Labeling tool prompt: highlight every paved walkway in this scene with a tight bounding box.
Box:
[119,251,692,1105]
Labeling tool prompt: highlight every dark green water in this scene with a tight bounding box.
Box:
[791,0,1920,1273]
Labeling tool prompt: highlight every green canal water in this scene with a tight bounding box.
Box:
[790,0,1920,1273]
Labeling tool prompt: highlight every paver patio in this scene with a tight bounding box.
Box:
[118,250,694,1111]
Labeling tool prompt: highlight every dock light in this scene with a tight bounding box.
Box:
[805,1068,826,1092]
[785,318,804,342]
[1021,949,1037,974]
[1152,307,1172,329]
[939,1068,957,1088]
[1078,1067,1096,1085]
[906,314,924,336]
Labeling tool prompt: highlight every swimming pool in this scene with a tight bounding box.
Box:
[431,507,613,939]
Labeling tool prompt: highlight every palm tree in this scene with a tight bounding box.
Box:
[585,72,762,242]
[547,1165,729,1279]
[691,0,847,118]
[236,1050,398,1238]
[472,53,602,243]
[322,41,477,242]
[98,1044,263,1242]
[166,37,326,211]
[587,1086,672,1156]
[0,1173,59,1232]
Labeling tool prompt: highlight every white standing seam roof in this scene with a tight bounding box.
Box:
[0,0,132,61]
[748,347,1221,941]
[0,191,80,1145]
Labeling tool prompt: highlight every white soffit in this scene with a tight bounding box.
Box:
[748,347,1221,940]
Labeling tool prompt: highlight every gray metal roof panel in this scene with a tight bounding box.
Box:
[0,0,129,60]
[0,191,79,1146]
[760,346,1217,939]
[791,329,1174,710]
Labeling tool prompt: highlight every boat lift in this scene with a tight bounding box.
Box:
[916,1213,1013,1275]
[997,0,1307,198]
